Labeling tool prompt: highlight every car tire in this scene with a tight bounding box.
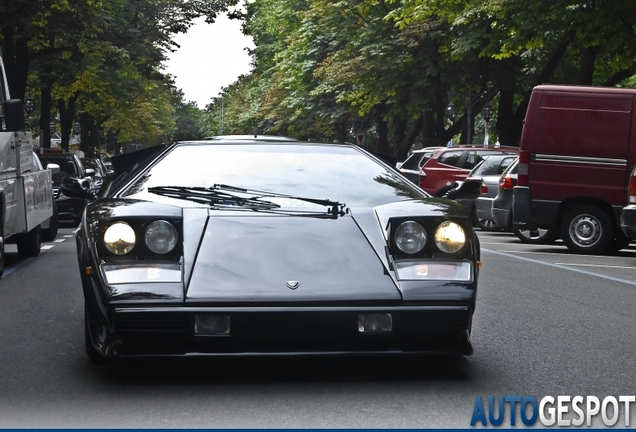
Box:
[16,225,41,257]
[473,209,501,232]
[85,306,109,365]
[608,231,632,252]
[513,225,558,244]
[41,200,59,242]
[0,221,5,279]
[435,187,454,198]
[560,205,613,254]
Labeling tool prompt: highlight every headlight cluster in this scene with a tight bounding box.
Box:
[103,220,179,256]
[393,219,467,255]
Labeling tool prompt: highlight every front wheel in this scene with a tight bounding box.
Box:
[85,306,110,365]
[560,205,613,254]
[513,225,558,244]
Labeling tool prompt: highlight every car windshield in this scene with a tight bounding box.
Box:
[120,143,428,208]
[468,155,516,177]
[400,153,424,170]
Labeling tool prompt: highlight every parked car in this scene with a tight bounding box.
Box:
[38,153,95,226]
[492,159,559,244]
[620,166,636,239]
[513,84,634,254]
[445,154,517,231]
[418,146,518,196]
[64,137,481,362]
[398,147,445,184]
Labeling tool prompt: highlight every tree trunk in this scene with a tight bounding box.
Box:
[58,97,76,153]
[578,45,599,85]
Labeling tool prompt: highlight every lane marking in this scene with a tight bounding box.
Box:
[41,245,54,250]
[53,239,65,243]
[490,249,615,259]
[554,263,636,270]
[482,247,636,286]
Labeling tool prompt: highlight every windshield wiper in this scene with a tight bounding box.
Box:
[147,184,347,217]
[211,184,346,217]
[147,186,280,210]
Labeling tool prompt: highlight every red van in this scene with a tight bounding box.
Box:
[513,84,635,254]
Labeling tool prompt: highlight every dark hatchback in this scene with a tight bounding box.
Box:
[66,138,481,362]
[39,153,94,225]
[445,154,517,231]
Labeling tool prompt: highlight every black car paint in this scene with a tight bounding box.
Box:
[39,154,93,225]
[75,141,480,359]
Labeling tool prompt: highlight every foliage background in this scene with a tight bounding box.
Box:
[2,0,636,159]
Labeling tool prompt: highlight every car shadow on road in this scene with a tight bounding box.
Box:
[89,355,476,385]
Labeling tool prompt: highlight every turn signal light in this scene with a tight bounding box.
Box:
[629,166,636,204]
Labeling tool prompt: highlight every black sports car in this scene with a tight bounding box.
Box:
[66,137,481,362]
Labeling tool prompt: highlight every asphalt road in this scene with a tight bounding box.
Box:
[0,228,635,427]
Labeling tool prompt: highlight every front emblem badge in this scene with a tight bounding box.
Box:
[286,281,300,290]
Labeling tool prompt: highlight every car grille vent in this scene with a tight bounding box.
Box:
[399,310,469,330]
[115,313,189,333]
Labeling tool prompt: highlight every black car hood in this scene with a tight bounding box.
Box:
[185,212,401,303]
[88,198,472,304]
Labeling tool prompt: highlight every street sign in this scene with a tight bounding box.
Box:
[356,133,365,146]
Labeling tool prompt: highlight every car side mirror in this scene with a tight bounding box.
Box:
[46,162,60,175]
[60,176,97,201]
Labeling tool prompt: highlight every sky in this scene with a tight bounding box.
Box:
[163,14,255,109]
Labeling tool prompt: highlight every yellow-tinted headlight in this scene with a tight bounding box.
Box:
[434,221,466,253]
[104,222,136,255]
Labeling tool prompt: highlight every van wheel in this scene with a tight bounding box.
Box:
[16,226,41,257]
[513,225,558,244]
[561,206,612,254]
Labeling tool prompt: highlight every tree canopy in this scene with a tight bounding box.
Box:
[2,0,636,159]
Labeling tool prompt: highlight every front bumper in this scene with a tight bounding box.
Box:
[620,205,636,238]
[86,305,475,359]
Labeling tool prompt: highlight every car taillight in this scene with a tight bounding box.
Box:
[629,167,636,204]
[418,170,426,187]
[499,174,514,190]
[480,182,488,194]
[517,150,530,186]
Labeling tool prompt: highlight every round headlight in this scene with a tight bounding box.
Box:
[145,220,178,254]
[434,221,466,253]
[104,222,136,255]
[395,221,427,254]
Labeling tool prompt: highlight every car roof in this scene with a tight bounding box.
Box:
[410,146,446,154]
[203,135,299,142]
